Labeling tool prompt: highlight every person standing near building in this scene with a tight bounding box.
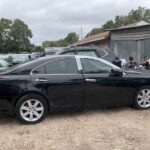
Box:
[126,56,137,69]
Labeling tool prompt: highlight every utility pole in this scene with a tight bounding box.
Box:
[80,26,83,40]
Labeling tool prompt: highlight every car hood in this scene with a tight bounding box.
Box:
[124,69,150,78]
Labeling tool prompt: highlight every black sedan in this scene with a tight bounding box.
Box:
[0,55,150,124]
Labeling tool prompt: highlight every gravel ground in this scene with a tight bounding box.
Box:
[0,107,150,150]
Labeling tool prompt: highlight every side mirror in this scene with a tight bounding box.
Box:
[110,69,123,77]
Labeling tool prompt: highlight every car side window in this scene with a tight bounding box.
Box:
[81,58,112,74]
[77,50,98,57]
[45,58,78,74]
[32,66,45,74]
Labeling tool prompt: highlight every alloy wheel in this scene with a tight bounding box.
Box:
[20,99,44,122]
[137,89,150,108]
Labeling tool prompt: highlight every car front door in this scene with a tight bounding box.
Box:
[80,57,131,107]
[31,57,84,108]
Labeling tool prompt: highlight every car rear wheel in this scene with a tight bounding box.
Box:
[134,87,150,109]
[15,94,48,124]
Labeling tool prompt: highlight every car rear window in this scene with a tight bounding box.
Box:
[45,58,78,74]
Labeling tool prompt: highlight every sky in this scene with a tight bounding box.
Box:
[0,0,150,45]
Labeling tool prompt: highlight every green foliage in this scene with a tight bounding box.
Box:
[30,44,44,52]
[42,32,79,48]
[65,32,79,44]
[102,20,114,29]
[0,18,32,53]
[87,7,150,36]
[86,28,104,37]
[0,18,12,53]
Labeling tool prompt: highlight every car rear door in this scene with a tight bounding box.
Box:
[31,57,84,108]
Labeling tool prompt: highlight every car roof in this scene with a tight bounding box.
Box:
[56,46,115,54]
[70,46,97,50]
[56,46,97,53]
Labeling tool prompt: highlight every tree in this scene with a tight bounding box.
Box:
[42,32,79,48]
[87,7,150,37]
[144,9,150,23]
[30,44,44,52]
[65,32,79,44]
[10,19,32,53]
[0,18,12,53]
[0,18,33,53]
[86,28,104,37]
[102,20,114,29]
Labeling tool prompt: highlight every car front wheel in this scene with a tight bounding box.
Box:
[134,87,150,109]
[15,94,48,124]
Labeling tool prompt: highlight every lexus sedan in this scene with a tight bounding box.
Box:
[0,55,150,124]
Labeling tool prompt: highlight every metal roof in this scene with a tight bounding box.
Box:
[108,21,150,31]
[73,31,110,46]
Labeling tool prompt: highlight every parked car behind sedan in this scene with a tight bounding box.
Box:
[7,54,31,65]
[0,59,10,71]
[56,46,122,67]
[45,47,64,56]
[0,55,150,124]
[31,52,41,59]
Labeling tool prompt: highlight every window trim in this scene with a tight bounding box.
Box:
[77,56,123,75]
[30,57,81,75]
[30,56,124,76]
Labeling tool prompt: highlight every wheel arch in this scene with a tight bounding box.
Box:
[13,91,50,112]
[132,85,150,108]
[133,85,150,98]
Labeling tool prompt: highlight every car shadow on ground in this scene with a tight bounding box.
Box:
[49,106,130,116]
[0,112,15,124]
[0,106,133,125]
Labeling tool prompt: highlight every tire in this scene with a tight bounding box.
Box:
[134,86,150,110]
[15,94,48,124]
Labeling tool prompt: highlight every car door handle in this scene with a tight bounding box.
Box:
[35,78,48,82]
[85,79,96,82]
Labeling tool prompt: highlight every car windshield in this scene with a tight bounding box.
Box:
[8,54,29,62]
[0,55,10,60]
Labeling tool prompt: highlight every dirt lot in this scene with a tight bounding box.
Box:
[0,107,150,150]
